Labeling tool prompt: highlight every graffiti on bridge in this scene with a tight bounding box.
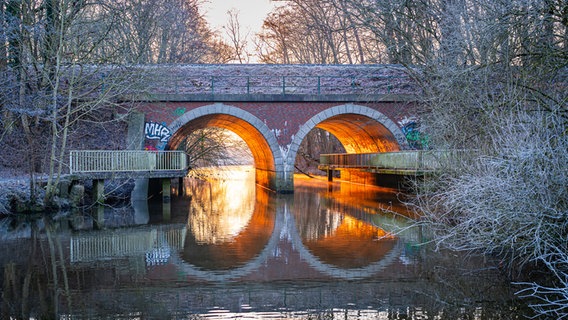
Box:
[398,117,429,149]
[145,122,172,143]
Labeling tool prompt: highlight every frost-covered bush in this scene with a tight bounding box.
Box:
[416,107,568,317]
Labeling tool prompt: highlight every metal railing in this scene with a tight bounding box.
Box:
[150,75,415,96]
[69,150,188,174]
[320,150,462,171]
[70,225,187,263]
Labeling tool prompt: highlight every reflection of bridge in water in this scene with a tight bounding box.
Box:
[70,224,187,264]
[69,192,423,281]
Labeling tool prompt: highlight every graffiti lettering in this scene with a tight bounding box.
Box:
[145,122,172,143]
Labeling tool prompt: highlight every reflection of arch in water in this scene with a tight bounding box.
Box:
[285,206,403,280]
[185,174,257,246]
[172,202,284,282]
[172,197,403,282]
[182,185,274,270]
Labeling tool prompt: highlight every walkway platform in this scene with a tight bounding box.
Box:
[68,150,189,204]
[69,150,189,179]
[319,150,458,176]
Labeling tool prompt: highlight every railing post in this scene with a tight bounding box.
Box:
[70,151,74,174]
[282,76,286,94]
[211,76,215,94]
[247,76,250,94]
[317,76,321,95]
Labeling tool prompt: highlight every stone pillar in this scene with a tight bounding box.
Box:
[93,204,105,229]
[162,178,171,203]
[93,179,105,204]
[127,112,149,202]
[162,202,171,221]
[131,178,149,201]
[126,112,145,150]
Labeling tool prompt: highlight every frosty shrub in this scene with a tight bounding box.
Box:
[416,107,568,317]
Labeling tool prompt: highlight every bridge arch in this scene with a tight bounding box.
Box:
[286,104,408,179]
[166,103,283,190]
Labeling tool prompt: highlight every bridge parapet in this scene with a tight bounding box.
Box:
[133,64,421,102]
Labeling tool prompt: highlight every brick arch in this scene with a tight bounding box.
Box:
[166,103,283,190]
[286,104,408,181]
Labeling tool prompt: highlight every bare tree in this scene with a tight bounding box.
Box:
[257,0,372,64]
[224,9,250,63]
[0,0,143,206]
[87,0,232,64]
[180,127,252,167]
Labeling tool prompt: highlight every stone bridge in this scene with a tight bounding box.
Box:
[130,64,422,192]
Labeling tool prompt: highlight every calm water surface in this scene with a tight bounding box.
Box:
[0,167,531,319]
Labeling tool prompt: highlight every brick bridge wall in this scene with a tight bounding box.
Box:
[132,65,422,192]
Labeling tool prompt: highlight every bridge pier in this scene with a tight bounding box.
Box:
[93,204,105,229]
[177,177,185,195]
[161,178,171,203]
[93,179,105,204]
[327,169,335,182]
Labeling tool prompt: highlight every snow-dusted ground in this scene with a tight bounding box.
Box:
[0,175,40,215]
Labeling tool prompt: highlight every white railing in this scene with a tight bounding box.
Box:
[69,150,188,174]
[320,150,463,171]
[70,225,187,263]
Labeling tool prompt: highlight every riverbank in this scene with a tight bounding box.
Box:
[0,170,135,215]
[0,172,44,215]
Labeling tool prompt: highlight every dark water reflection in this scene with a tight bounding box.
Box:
[0,167,531,319]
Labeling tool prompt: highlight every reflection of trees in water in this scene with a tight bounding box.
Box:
[1,219,71,319]
[186,172,256,244]
[293,191,342,241]
[182,183,275,270]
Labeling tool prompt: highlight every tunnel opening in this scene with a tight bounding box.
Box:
[294,113,402,179]
[167,114,277,190]
[178,127,253,169]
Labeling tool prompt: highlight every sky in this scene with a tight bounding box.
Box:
[201,0,278,36]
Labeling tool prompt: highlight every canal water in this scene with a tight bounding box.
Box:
[1,166,532,319]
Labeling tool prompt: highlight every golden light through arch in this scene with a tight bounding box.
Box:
[168,113,277,188]
[316,114,401,153]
